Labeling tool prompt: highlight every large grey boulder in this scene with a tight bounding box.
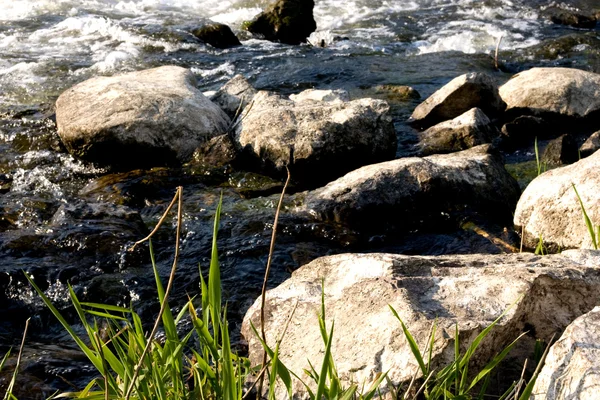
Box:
[242,250,600,398]
[499,67,600,120]
[409,72,506,129]
[56,66,230,168]
[532,306,600,400]
[233,90,396,186]
[246,0,317,45]
[417,108,499,156]
[210,74,258,119]
[514,150,600,251]
[304,144,520,232]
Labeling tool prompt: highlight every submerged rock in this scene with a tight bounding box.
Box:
[374,84,421,101]
[242,250,600,398]
[579,130,600,158]
[514,150,600,251]
[499,115,550,150]
[55,66,230,169]
[210,74,258,119]
[233,90,396,187]
[549,10,597,29]
[417,108,499,156]
[191,22,241,49]
[499,67,600,121]
[246,0,317,45]
[532,305,600,400]
[408,72,506,129]
[304,144,520,232]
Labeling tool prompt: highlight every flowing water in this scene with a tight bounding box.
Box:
[0,0,599,397]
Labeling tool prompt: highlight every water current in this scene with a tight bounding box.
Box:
[0,0,599,397]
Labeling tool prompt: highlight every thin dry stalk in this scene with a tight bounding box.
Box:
[520,225,524,253]
[514,358,528,400]
[494,35,503,70]
[257,167,291,399]
[93,331,110,400]
[128,189,180,251]
[227,95,247,133]
[125,186,183,400]
[4,318,30,400]
[228,99,255,133]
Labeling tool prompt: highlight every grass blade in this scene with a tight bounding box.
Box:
[389,305,427,375]
[572,183,598,249]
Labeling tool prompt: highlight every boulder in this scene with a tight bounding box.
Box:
[540,134,578,167]
[246,0,317,45]
[190,134,239,169]
[191,22,241,49]
[210,74,258,119]
[514,150,600,251]
[579,130,600,158]
[532,306,600,400]
[303,144,520,232]
[55,66,230,168]
[233,90,396,187]
[408,72,506,129]
[499,67,600,120]
[242,250,600,398]
[417,108,499,156]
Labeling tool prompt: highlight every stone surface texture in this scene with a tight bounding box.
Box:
[579,130,600,158]
[191,22,241,48]
[418,108,499,156]
[409,72,505,129]
[233,90,396,186]
[532,306,600,400]
[304,144,520,231]
[514,150,600,251]
[242,250,600,398]
[56,66,230,168]
[210,74,258,119]
[499,67,600,119]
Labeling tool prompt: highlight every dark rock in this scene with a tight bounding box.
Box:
[246,0,317,45]
[210,75,257,119]
[579,130,600,158]
[500,115,550,150]
[409,72,506,129]
[55,66,230,169]
[191,134,238,168]
[192,22,241,49]
[550,11,597,29]
[541,134,578,167]
[304,144,520,233]
[418,108,499,156]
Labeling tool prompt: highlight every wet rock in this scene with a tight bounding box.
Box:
[191,22,241,49]
[514,150,600,251]
[549,11,597,29]
[417,108,499,156]
[242,250,600,398]
[579,130,600,158]
[210,74,258,119]
[541,134,578,167]
[233,90,396,187]
[374,84,421,101]
[499,67,600,121]
[304,144,520,232]
[55,66,230,169]
[532,305,600,399]
[191,134,239,169]
[408,72,506,129]
[500,115,550,150]
[288,88,349,103]
[246,0,317,45]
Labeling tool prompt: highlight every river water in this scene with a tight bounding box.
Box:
[0,0,599,397]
